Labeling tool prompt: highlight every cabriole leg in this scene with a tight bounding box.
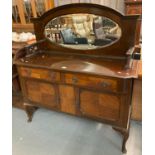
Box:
[24,103,38,122]
[122,130,129,153]
[112,126,130,153]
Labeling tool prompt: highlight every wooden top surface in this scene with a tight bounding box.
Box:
[15,51,139,79]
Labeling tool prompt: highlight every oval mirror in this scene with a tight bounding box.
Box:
[44,14,122,50]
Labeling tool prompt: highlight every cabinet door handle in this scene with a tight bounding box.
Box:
[72,76,78,84]
[51,72,56,80]
[100,81,111,88]
[23,69,31,76]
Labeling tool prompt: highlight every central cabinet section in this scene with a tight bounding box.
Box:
[19,67,124,125]
[59,85,77,115]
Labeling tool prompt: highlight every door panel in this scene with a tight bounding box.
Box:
[80,90,120,121]
[59,85,76,115]
[25,79,57,108]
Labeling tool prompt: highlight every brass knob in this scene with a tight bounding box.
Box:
[51,72,56,80]
[72,76,78,84]
[100,82,111,88]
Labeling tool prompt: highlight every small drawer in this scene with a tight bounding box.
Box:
[64,73,122,92]
[19,67,60,82]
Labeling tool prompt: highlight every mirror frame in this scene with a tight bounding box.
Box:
[31,3,140,57]
[44,14,122,50]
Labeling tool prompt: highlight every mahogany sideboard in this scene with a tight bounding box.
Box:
[14,3,140,153]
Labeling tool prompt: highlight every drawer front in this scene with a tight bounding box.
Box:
[64,73,121,92]
[19,67,60,82]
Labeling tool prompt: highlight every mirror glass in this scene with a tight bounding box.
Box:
[44,14,121,50]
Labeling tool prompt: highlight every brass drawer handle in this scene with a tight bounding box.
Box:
[72,76,78,84]
[24,69,31,76]
[100,81,111,88]
[51,72,56,80]
[22,68,35,77]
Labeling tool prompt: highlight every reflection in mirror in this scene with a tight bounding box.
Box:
[44,14,121,50]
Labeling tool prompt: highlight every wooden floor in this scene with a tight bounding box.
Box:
[12,108,142,155]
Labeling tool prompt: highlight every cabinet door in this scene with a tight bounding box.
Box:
[24,79,58,108]
[59,85,77,115]
[80,90,121,121]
